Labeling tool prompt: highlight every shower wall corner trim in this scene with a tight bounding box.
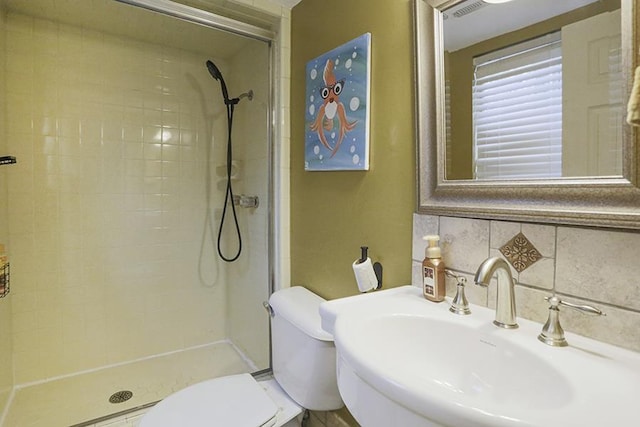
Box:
[114,0,276,42]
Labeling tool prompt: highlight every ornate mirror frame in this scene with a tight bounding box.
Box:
[414,0,640,229]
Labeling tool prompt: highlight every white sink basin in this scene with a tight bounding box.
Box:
[321,286,640,427]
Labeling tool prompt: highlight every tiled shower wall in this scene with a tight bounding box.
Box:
[3,7,269,384]
[412,214,640,352]
[0,3,14,415]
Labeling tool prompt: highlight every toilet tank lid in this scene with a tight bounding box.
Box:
[269,286,333,341]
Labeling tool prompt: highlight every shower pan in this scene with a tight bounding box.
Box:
[0,0,276,425]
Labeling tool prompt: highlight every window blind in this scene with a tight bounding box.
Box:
[473,33,562,180]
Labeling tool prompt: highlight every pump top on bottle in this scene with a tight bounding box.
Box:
[424,235,442,258]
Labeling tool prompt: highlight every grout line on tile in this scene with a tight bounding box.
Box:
[554,291,640,314]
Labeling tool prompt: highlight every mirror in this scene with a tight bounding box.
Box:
[414,0,640,229]
[443,0,622,181]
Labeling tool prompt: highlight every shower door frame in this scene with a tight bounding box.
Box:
[114,0,278,373]
[115,0,275,42]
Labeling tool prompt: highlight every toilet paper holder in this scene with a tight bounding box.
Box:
[353,246,383,292]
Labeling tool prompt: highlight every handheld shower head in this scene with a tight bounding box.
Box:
[206,60,222,81]
[205,60,253,262]
[206,59,229,102]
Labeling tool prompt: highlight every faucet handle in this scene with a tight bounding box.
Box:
[445,270,471,315]
[545,295,605,316]
[445,269,467,285]
[538,295,605,347]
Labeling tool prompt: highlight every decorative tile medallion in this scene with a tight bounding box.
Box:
[499,232,542,272]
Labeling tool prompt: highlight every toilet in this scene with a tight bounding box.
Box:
[140,286,343,426]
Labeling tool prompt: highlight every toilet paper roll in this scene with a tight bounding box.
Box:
[352,257,379,293]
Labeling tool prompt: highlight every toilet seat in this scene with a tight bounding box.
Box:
[140,373,279,427]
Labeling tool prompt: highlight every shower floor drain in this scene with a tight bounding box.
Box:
[109,390,133,404]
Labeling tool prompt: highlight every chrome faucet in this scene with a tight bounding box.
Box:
[474,257,518,329]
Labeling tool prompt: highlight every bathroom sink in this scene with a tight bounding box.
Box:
[344,315,572,409]
[321,286,640,427]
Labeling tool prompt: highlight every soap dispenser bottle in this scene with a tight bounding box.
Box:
[422,235,445,302]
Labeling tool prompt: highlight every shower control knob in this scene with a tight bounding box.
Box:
[234,195,259,208]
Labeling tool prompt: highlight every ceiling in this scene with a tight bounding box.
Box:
[1,0,303,67]
[443,0,602,51]
[2,0,269,60]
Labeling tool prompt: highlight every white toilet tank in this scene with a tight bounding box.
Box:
[268,286,343,411]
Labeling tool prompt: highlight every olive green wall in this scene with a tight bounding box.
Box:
[0,4,13,414]
[290,0,415,300]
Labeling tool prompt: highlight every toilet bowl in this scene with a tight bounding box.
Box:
[140,286,343,427]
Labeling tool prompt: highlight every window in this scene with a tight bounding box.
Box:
[472,33,562,180]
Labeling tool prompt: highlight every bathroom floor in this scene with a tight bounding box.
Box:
[3,341,254,427]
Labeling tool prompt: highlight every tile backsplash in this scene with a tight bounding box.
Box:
[412,213,640,352]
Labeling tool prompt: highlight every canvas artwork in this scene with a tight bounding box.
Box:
[305,33,371,171]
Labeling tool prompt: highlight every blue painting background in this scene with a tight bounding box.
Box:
[305,33,370,171]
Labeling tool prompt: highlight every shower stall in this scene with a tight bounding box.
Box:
[0,0,279,425]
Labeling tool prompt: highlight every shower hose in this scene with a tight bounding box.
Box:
[217,99,242,262]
